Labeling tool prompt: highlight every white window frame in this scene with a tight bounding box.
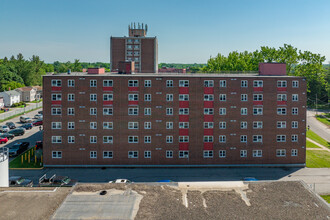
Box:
[103,151,113,158]
[90,80,97,87]
[166,122,173,129]
[241,108,247,115]
[240,150,247,158]
[144,108,151,115]
[103,122,113,129]
[144,122,151,129]
[144,80,151,87]
[241,121,247,129]
[128,136,138,143]
[253,107,263,115]
[128,80,138,87]
[253,135,263,143]
[277,121,286,128]
[68,122,75,129]
[204,94,214,101]
[292,81,299,88]
[292,107,298,115]
[68,79,75,87]
[204,108,214,115]
[179,94,189,101]
[253,150,262,157]
[51,108,61,115]
[103,136,113,144]
[51,79,61,87]
[179,151,189,158]
[219,122,226,129]
[103,80,113,87]
[68,136,75,143]
[144,94,151,101]
[241,80,248,88]
[203,136,214,143]
[219,108,226,115]
[179,122,189,129]
[219,135,226,143]
[90,136,97,143]
[277,108,287,115]
[276,135,286,142]
[52,151,62,158]
[179,136,189,143]
[179,80,189,87]
[241,94,248,101]
[128,94,138,101]
[276,149,286,157]
[179,108,189,115]
[166,136,173,143]
[103,108,113,115]
[253,121,263,129]
[51,136,62,143]
[203,150,213,158]
[219,80,226,88]
[166,80,173,87]
[51,122,62,129]
[291,121,298,129]
[144,136,151,143]
[128,151,138,158]
[240,135,247,143]
[128,122,139,129]
[204,122,214,129]
[67,108,75,116]
[128,107,139,115]
[166,108,173,115]
[277,80,287,87]
[90,108,97,115]
[90,122,97,129]
[204,80,214,87]
[219,150,226,158]
[166,94,173,101]
[144,151,151,158]
[90,94,97,101]
[166,150,173,158]
[291,134,298,142]
[253,80,263,87]
[103,94,113,101]
[219,94,226,101]
[291,149,298,156]
[68,94,75,101]
[292,94,298,101]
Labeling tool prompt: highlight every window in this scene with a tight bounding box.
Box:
[144,151,151,158]
[51,122,62,129]
[128,122,139,129]
[179,94,189,101]
[241,108,247,115]
[166,151,173,158]
[144,94,151,101]
[276,135,286,142]
[277,81,287,87]
[241,80,248,88]
[144,108,151,115]
[103,122,113,129]
[277,121,286,128]
[134,45,139,49]
[277,94,287,101]
[166,122,173,129]
[68,122,75,129]
[144,136,151,143]
[204,108,214,115]
[144,80,151,87]
[241,121,247,129]
[253,150,262,157]
[277,108,287,115]
[128,136,138,143]
[240,135,247,143]
[179,122,189,129]
[291,135,298,142]
[166,136,173,143]
[292,121,298,129]
[128,107,139,115]
[166,80,173,87]
[68,136,75,143]
[67,108,75,115]
[219,135,226,143]
[219,150,226,158]
[103,151,113,158]
[240,150,247,158]
[166,108,173,115]
[128,80,138,87]
[51,136,62,143]
[253,94,263,101]
[292,94,298,101]
[90,108,97,115]
[276,149,286,157]
[90,94,97,101]
[144,122,151,129]
[103,136,113,144]
[291,149,298,156]
[253,121,263,129]
[179,80,189,87]
[204,80,214,87]
[90,80,97,87]
[203,150,213,158]
[103,80,113,87]
[253,108,263,115]
[253,80,263,87]
[103,94,113,101]
[90,122,97,129]
[128,94,138,101]
[204,136,213,143]
[179,151,189,158]
[219,122,226,129]
[179,136,189,142]
[68,79,75,87]
[292,108,298,115]
[204,94,214,101]
[89,151,97,159]
[51,80,61,87]
[292,81,299,88]
[219,108,226,115]
[128,151,138,158]
[52,151,62,158]
[51,93,62,101]
[179,108,189,115]
[68,94,75,101]
[204,122,214,129]
[166,94,173,101]
[219,94,226,101]
[253,135,262,142]
[241,94,248,101]
[90,136,97,143]
[219,80,226,88]
[103,108,113,115]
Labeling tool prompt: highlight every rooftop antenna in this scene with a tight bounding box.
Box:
[142,23,144,29]
[134,22,136,29]
[145,24,148,33]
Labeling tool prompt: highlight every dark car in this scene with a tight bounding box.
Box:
[36,141,43,150]
[8,142,29,157]
[39,174,76,187]
[38,110,43,115]
[0,133,15,140]
[5,122,16,129]
[8,128,25,136]
[33,120,43,126]
[20,123,33,130]
[9,176,33,187]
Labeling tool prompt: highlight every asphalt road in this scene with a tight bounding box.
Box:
[307,109,330,142]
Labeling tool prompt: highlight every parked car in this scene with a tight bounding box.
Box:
[38,110,43,115]
[8,142,29,157]
[39,174,76,187]
[36,141,43,150]
[20,123,33,130]
[8,128,25,136]
[0,125,10,133]
[243,177,258,181]
[5,122,16,129]
[0,137,8,144]
[9,176,33,187]
[0,133,14,140]
[34,114,43,119]
[19,116,33,123]
[33,120,43,126]
[109,179,132,183]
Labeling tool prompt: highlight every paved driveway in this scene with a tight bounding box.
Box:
[307,109,330,142]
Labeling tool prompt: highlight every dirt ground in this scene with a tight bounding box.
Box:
[0,187,71,220]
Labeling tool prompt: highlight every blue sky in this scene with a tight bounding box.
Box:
[0,0,329,63]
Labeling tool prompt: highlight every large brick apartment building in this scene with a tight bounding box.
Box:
[43,64,306,167]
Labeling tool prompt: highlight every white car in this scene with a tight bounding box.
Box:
[34,114,43,119]
[109,179,132,183]
[0,125,10,133]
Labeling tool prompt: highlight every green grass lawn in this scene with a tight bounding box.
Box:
[316,113,330,126]
[321,195,330,203]
[306,130,330,149]
[306,150,330,168]
[9,148,43,169]
[306,140,321,148]
[0,110,4,113]
[30,99,42,103]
